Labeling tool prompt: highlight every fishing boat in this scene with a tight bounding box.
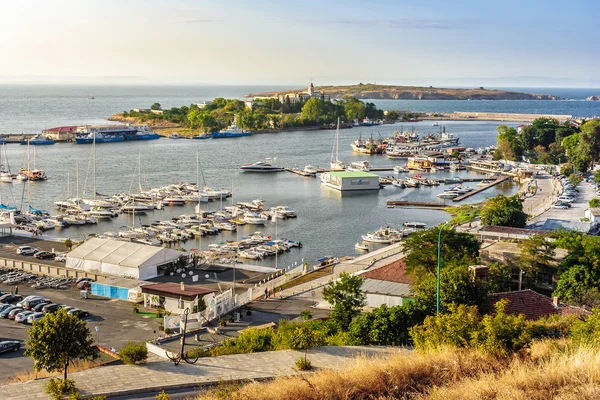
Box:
[403,221,427,228]
[360,117,377,127]
[392,179,406,189]
[211,116,251,138]
[350,134,378,154]
[240,159,284,172]
[243,213,268,225]
[19,135,55,145]
[355,242,369,251]
[329,118,347,171]
[361,226,403,243]
[20,168,46,181]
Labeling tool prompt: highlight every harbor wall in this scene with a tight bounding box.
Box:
[0,256,108,281]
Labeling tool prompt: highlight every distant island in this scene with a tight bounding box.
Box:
[248,83,562,101]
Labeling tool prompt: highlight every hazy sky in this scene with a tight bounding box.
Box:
[1,0,598,87]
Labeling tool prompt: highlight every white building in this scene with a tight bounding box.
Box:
[141,282,215,315]
[197,101,213,109]
[66,238,186,280]
[320,171,381,191]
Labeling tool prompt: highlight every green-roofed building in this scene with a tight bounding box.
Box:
[320,170,381,191]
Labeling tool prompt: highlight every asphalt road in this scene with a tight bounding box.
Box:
[0,281,163,383]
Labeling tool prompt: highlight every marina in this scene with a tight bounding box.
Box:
[0,120,522,268]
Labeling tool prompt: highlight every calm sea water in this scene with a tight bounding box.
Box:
[0,84,596,268]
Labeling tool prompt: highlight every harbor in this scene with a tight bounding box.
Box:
[0,120,521,268]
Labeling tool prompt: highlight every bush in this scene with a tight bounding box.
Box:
[295,356,312,371]
[299,309,313,321]
[164,328,172,335]
[45,378,77,400]
[184,347,211,359]
[118,341,148,365]
[132,303,139,314]
[156,390,171,400]
[570,308,600,345]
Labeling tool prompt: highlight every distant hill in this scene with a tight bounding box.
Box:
[248,84,562,101]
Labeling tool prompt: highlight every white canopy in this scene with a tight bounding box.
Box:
[66,238,185,280]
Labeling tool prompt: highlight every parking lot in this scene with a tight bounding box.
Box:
[0,236,68,267]
[0,279,163,382]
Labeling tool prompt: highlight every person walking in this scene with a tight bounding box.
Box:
[279,287,283,299]
[15,286,19,295]
[264,287,268,300]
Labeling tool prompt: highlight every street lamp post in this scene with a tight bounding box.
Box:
[437,221,449,314]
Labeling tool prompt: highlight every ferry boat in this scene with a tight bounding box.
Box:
[240,159,284,172]
[20,135,55,145]
[75,132,125,144]
[211,118,251,139]
[125,126,160,141]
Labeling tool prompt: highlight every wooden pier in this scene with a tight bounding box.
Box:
[452,176,511,202]
[285,168,317,177]
[386,200,447,209]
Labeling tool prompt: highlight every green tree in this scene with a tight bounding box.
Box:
[480,195,527,228]
[561,134,580,159]
[63,238,73,251]
[518,235,556,288]
[569,173,582,186]
[487,262,513,293]
[300,98,329,122]
[590,198,600,208]
[322,272,366,330]
[410,304,481,350]
[25,309,96,382]
[402,226,480,276]
[344,97,366,121]
[560,163,574,176]
[118,341,148,365]
[288,324,324,364]
[150,102,161,110]
[573,155,591,173]
[496,125,523,160]
[299,309,313,321]
[579,120,600,162]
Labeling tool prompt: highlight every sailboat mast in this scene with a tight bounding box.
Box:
[138,151,142,192]
[93,131,96,199]
[76,162,79,198]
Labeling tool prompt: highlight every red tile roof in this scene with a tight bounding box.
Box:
[47,126,77,132]
[487,290,557,320]
[360,258,413,285]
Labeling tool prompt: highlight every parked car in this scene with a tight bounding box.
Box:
[557,197,575,203]
[34,251,56,260]
[77,281,91,290]
[15,311,34,323]
[16,295,44,308]
[61,306,76,313]
[0,340,21,354]
[27,312,45,324]
[0,294,23,304]
[31,301,52,312]
[16,246,38,256]
[54,254,67,262]
[41,303,61,314]
[76,277,93,284]
[7,307,24,320]
[23,298,49,311]
[0,303,14,313]
[67,309,90,319]
[0,305,20,318]
[552,203,569,209]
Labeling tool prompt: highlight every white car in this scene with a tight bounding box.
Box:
[54,253,67,262]
[16,246,38,256]
[27,312,45,324]
[557,197,575,203]
[552,204,569,209]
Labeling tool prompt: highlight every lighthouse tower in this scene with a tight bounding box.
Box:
[308,82,315,97]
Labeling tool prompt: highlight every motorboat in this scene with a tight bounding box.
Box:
[211,118,251,139]
[403,221,427,228]
[347,161,370,171]
[393,165,409,173]
[75,132,124,144]
[19,169,47,181]
[361,226,403,244]
[121,203,153,214]
[355,242,369,251]
[392,179,406,189]
[271,205,297,218]
[54,198,91,211]
[20,135,55,145]
[239,159,284,172]
[192,134,211,140]
[87,207,115,219]
[169,133,182,139]
[437,190,460,199]
[243,213,268,225]
[303,165,319,176]
[330,160,347,171]
[163,196,186,205]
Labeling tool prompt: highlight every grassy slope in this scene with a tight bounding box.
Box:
[250,84,560,100]
[198,340,600,400]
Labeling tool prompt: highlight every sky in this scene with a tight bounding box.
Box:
[0,0,598,87]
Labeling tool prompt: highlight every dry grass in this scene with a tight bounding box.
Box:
[197,341,600,400]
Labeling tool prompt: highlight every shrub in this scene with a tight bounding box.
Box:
[184,347,211,359]
[156,390,171,400]
[164,328,172,335]
[132,303,139,314]
[231,327,276,353]
[118,341,148,365]
[45,377,77,400]
[299,309,313,321]
[570,308,600,345]
[295,357,312,371]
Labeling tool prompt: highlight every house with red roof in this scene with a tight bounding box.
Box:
[358,258,414,308]
[487,289,558,320]
[43,126,77,141]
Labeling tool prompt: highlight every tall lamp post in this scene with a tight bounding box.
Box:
[437,221,449,314]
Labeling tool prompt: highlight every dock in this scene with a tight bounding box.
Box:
[386,200,447,209]
[285,168,317,177]
[452,176,511,202]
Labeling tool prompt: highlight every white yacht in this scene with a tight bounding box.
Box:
[393,165,409,173]
[437,190,460,199]
[271,205,297,218]
[240,159,284,172]
[243,213,268,225]
[347,161,370,171]
[303,165,319,176]
[87,207,115,219]
[361,226,403,244]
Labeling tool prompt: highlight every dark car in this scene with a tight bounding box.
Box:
[7,307,24,320]
[0,341,20,354]
[41,303,61,314]
[67,309,90,319]
[34,251,56,260]
[77,281,91,290]
[31,300,52,312]
[76,277,93,284]
[0,294,23,304]
[23,298,49,311]
[0,305,19,318]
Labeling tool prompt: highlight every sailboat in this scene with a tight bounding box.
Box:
[19,142,47,181]
[330,117,346,171]
[82,134,115,209]
[0,144,14,182]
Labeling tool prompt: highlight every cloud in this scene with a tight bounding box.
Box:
[302,18,477,30]
[175,19,215,24]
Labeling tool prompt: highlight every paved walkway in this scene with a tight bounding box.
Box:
[522,174,559,220]
[284,243,404,305]
[0,346,395,399]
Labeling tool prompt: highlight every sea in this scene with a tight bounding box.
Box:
[0,84,599,269]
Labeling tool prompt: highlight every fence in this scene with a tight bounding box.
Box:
[251,262,306,299]
[0,256,107,281]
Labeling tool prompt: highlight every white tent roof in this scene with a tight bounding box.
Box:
[67,238,185,269]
